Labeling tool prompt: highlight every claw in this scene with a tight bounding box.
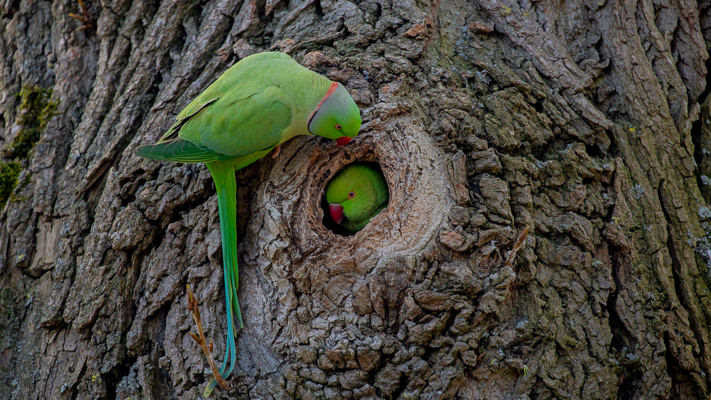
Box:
[271,144,282,159]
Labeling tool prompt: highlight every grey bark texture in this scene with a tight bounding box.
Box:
[1,0,711,398]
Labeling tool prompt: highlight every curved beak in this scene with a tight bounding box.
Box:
[329,203,345,224]
[336,137,352,146]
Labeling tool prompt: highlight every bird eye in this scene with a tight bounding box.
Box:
[348,191,355,199]
[335,124,342,130]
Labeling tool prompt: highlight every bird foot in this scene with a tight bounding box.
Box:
[271,144,282,159]
[186,285,231,392]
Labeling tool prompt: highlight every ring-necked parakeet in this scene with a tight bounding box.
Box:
[136,51,360,391]
[326,163,388,232]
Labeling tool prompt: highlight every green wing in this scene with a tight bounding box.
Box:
[137,53,296,162]
[179,84,292,157]
[174,53,292,118]
[137,84,291,163]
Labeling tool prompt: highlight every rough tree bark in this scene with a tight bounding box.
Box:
[2,0,711,398]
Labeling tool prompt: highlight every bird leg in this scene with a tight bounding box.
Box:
[271,144,282,159]
[186,285,231,391]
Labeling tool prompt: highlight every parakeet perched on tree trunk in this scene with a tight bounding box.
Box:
[326,163,388,232]
[136,51,360,393]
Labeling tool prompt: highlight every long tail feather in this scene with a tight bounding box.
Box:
[205,162,243,394]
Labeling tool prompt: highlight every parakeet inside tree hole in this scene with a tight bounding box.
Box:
[135,51,361,394]
[325,163,388,233]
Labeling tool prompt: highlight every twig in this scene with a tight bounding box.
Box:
[186,285,231,391]
[68,0,94,31]
[504,226,529,267]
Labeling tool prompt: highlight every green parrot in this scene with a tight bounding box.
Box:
[136,51,360,391]
[326,163,388,232]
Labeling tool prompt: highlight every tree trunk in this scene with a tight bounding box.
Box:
[2,0,711,398]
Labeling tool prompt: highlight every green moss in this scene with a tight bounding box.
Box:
[8,173,31,203]
[0,85,56,205]
[0,161,21,205]
[7,85,58,159]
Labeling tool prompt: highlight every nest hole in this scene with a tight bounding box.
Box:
[320,161,389,236]
[267,130,450,259]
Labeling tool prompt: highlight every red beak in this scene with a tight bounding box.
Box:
[336,137,352,146]
[329,203,344,224]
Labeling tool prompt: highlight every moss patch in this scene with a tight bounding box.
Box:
[0,85,58,206]
[7,86,58,159]
[0,161,21,205]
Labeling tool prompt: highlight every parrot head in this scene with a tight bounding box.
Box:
[325,163,388,232]
[308,82,361,146]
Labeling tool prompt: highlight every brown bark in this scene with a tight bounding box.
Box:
[1,0,711,399]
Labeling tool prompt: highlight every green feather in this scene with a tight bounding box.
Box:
[205,162,241,394]
[135,137,227,163]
